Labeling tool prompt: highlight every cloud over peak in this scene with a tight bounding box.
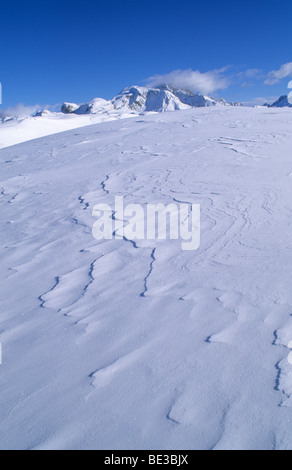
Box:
[146,63,292,98]
[147,68,230,96]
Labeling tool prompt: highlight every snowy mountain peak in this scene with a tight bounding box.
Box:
[266,95,292,108]
[113,85,190,112]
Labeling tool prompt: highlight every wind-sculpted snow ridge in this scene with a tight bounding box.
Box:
[1,107,292,450]
[0,106,141,150]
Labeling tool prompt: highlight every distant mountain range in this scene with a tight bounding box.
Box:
[0,86,291,150]
[0,85,242,149]
[59,85,242,115]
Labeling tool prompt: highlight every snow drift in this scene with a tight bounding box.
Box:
[1,106,292,449]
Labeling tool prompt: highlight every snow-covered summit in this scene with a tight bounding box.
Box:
[111,85,189,112]
[265,95,292,108]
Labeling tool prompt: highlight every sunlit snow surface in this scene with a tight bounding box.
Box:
[0,111,139,149]
[1,107,292,450]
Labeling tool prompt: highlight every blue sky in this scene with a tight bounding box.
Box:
[1,0,292,109]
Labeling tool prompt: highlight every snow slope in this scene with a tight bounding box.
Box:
[1,107,292,450]
[0,110,138,150]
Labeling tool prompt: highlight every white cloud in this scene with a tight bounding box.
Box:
[244,68,263,79]
[265,62,292,85]
[146,68,230,95]
[1,103,42,117]
[0,103,60,118]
